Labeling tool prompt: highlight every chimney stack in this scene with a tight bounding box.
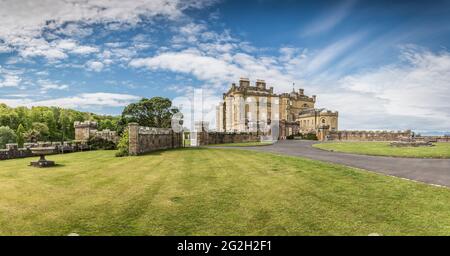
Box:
[239,78,250,87]
[256,79,266,90]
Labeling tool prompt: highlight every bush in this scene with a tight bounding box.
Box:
[303,133,318,140]
[87,137,117,150]
[286,134,295,140]
[0,126,17,149]
[115,130,129,157]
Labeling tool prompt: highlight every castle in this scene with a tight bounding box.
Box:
[215,78,338,138]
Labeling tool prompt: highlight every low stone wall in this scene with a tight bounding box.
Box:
[0,141,90,161]
[128,123,183,155]
[191,121,261,146]
[415,136,450,143]
[325,130,413,141]
[200,132,260,146]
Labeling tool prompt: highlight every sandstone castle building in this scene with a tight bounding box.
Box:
[215,78,338,138]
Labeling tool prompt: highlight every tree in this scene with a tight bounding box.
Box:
[121,97,179,129]
[99,119,116,131]
[16,124,25,147]
[23,129,41,143]
[0,126,17,149]
[32,122,50,141]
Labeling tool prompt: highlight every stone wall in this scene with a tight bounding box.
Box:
[415,136,450,143]
[128,123,183,156]
[322,129,413,141]
[203,132,260,145]
[191,121,261,146]
[0,141,89,161]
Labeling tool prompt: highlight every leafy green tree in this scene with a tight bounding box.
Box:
[0,126,17,149]
[121,97,179,129]
[32,122,50,141]
[23,129,41,143]
[16,124,25,147]
[99,119,116,131]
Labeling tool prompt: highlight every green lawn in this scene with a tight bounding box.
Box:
[208,141,274,147]
[1,149,450,235]
[313,142,450,158]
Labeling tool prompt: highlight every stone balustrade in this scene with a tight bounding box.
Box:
[0,141,90,161]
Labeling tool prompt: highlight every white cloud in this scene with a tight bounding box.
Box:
[130,50,242,84]
[56,39,99,55]
[0,68,22,87]
[39,80,69,92]
[0,74,21,88]
[86,61,105,72]
[0,44,12,53]
[130,45,307,93]
[0,93,140,109]
[0,0,213,60]
[56,23,94,37]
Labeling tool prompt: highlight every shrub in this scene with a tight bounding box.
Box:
[115,130,129,157]
[0,126,17,149]
[87,137,117,150]
[303,133,318,140]
[16,124,25,148]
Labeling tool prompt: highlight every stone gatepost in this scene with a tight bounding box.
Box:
[128,123,140,155]
[191,121,209,147]
[317,125,330,141]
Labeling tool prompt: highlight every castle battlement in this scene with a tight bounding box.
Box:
[74,121,98,128]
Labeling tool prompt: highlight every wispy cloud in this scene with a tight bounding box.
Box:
[305,32,365,74]
[38,79,69,92]
[0,67,22,87]
[0,93,140,109]
[301,0,356,37]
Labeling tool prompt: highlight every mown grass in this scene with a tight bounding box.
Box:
[313,142,450,158]
[208,141,274,147]
[1,148,450,235]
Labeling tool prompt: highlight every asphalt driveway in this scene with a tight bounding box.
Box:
[211,140,450,187]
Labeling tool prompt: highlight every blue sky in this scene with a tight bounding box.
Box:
[0,0,449,133]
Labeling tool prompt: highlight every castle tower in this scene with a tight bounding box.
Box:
[74,121,98,141]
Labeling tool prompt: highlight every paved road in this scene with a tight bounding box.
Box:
[211,140,450,187]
